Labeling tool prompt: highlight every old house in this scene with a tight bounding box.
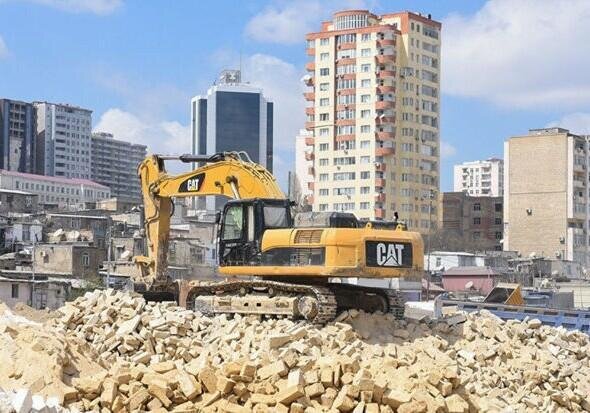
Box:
[33,243,103,279]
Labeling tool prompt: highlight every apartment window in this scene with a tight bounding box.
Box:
[360,140,370,148]
[360,64,371,72]
[320,38,329,45]
[360,156,370,164]
[333,202,355,211]
[360,94,371,103]
[319,82,329,91]
[360,109,371,118]
[333,187,355,196]
[319,113,329,121]
[334,157,356,166]
[319,203,328,211]
[334,172,356,180]
[337,140,355,150]
[473,217,481,225]
[320,52,329,61]
[320,68,329,76]
[473,203,481,211]
[11,284,19,298]
[473,232,481,240]
[319,189,329,196]
[319,98,329,106]
[495,218,502,225]
[360,187,370,194]
[360,79,371,88]
[361,171,370,179]
[361,33,371,42]
[319,173,329,181]
[495,203,502,212]
[495,232,502,240]
[319,143,329,151]
[360,125,370,133]
[360,202,370,210]
[319,158,329,166]
[360,48,371,57]
[411,22,415,31]
[82,253,90,267]
[319,128,329,136]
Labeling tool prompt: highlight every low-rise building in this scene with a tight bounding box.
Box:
[3,219,43,250]
[45,213,108,248]
[441,192,503,251]
[0,188,38,214]
[0,273,69,309]
[0,169,110,210]
[96,197,140,213]
[33,243,103,279]
[441,266,500,295]
[425,251,485,273]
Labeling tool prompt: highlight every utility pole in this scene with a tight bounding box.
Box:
[426,189,434,301]
[30,236,36,308]
[106,215,112,289]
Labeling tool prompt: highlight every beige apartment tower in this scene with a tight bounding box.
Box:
[504,128,590,265]
[303,10,441,231]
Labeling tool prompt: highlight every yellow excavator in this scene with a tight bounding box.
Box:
[134,152,424,322]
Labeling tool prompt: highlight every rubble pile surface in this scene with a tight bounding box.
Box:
[1,289,590,412]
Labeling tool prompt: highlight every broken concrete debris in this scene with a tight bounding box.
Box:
[0,289,589,412]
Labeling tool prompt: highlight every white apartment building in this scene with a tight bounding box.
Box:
[453,158,504,197]
[294,129,314,205]
[304,10,441,231]
[34,102,92,179]
[0,169,110,210]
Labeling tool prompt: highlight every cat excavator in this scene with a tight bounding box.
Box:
[133,151,424,322]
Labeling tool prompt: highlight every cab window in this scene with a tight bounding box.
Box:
[222,205,243,240]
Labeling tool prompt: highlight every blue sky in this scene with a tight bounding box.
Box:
[1,0,590,192]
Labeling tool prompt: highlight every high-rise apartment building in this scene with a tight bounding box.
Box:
[294,129,314,205]
[453,158,503,197]
[34,102,92,179]
[191,69,274,210]
[304,10,441,230]
[504,128,590,265]
[0,99,37,173]
[91,132,147,201]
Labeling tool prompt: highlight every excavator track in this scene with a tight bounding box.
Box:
[184,280,405,323]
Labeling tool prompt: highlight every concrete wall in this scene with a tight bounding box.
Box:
[0,191,39,214]
[442,275,494,294]
[505,133,570,260]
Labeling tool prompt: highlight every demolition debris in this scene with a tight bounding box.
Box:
[0,290,589,412]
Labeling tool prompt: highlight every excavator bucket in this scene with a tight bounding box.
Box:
[484,282,524,305]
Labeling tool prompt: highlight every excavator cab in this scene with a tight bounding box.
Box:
[218,198,292,267]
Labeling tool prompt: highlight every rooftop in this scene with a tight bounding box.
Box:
[443,266,500,277]
[0,188,36,196]
[0,169,109,189]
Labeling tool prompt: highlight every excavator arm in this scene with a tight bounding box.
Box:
[134,152,284,291]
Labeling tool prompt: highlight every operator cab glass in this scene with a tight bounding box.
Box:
[218,198,292,266]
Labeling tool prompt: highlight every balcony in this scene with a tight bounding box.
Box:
[335,119,355,126]
[375,54,395,64]
[375,100,395,110]
[306,47,316,56]
[376,146,395,156]
[375,178,386,187]
[376,70,396,79]
[305,61,315,71]
[337,42,356,50]
[336,57,356,66]
[335,134,355,142]
[305,195,314,205]
[375,193,386,203]
[377,39,395,47]
[376,85,396,94]
[304,92,315,101]
[375,208,385,219]
[305,136,314,146]
[304,121,315,130]
[305,107,315,115]
[308,182,314,190]
[375,131,395,140]
[376,116,395,124]
[375,163,386,172]
[574,179,586,188]
[305,151,314,161]
[308,166,315,175]
[336,104,356,111]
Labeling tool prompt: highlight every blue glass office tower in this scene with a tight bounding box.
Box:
[191,70,274,211]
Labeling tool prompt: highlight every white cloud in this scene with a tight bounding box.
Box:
[443,0,590,109]
[94,108,190,155]
[0,36,7,59]
[440,141,457,158]
[15,0,122,14]
[245,0,371,44]
[547,113,590,135]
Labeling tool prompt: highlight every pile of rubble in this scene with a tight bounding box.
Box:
[1,289,590,412]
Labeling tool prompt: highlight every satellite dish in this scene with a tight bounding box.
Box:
[300,74,312,83]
